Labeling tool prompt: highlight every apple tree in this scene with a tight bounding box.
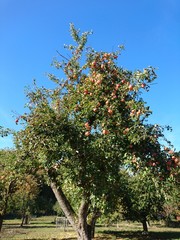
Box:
[15,24,177,240]
[0,149,19,231]
[8,174,39,226]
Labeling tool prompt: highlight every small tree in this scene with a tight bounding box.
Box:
[0,149,18,231]
[9,174,39,226]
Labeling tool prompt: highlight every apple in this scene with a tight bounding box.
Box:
[91,61,97,68]
[85,131,90,136]
[101,64,105,70]
[167,161,172,166]
[115,84,121,90]
[105,100,109,106]
[141,83,146,88]
[136,110,141,116]
[174,158,179,164]
[90,78,95,83]
[108,108,113,115]
[85,122,91,130]
[123,128,129,134]
[84,89,89,95]
[128,85,134,91]
[15,118,19,124]
[96,79,102,85]
[168,150,174,154]
[121,79,126,84]
[102,129,109,135]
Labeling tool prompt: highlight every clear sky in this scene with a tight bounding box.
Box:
[0,0,180,151]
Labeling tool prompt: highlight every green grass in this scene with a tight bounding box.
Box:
[1,216,180,240]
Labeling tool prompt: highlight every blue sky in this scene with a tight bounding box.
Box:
[0,0,180,151]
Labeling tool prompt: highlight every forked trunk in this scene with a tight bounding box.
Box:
[50,181,77,231]
[50,180,93,240]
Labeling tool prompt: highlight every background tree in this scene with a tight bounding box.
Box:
[119,169,166,232]
[15,24,178,240]
[0,149,19,231]
[9,174,39,226]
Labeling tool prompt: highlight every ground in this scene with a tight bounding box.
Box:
[1,216,180,240]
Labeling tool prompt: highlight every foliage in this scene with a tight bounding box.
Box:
[8,174,39,224]
[0,149,20,230]
[0,126,12,137]
[14,24,179,239]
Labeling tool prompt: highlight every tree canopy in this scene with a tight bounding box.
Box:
[11,24,180,240]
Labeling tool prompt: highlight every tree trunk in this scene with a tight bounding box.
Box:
[50,180,92,240]
[21,214,25,227]
[89,209,101,238]
[21,213,29,227]
[50,181,78,231]
[24,214,29,224]
[77,200,91,240]
[0,214,3,232]
[142,218,148,232]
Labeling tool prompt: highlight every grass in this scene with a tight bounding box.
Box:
[1,216,180,240]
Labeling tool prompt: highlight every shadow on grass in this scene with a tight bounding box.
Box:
[102,230,180,240]
[3,223,56,229]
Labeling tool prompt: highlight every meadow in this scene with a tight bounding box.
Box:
[1,216,180,240]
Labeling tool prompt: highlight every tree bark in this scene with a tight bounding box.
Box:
[50,181,78,231]
[77,200,91,240]
[21,214,25,227]
[89,209,101,238]
[21,213,29,227]
[142,218,148,232]
[50,180,92,240]
[0,214,3,232]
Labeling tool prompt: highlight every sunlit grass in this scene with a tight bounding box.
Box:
[1,216,180,239]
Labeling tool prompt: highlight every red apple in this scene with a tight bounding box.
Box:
[15,118,19,124]
[174,158,179,164]
[85,131,90,137]
[96,79,102,85]
[91,61,97,68]
[115,83,120,90]
[141,83,146,88]
[108,108,113,115]
[128,85,134,91]
[85,122,91,130]
[102,129,109,135]
[123,128,129,134]
[84,89,89,95]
